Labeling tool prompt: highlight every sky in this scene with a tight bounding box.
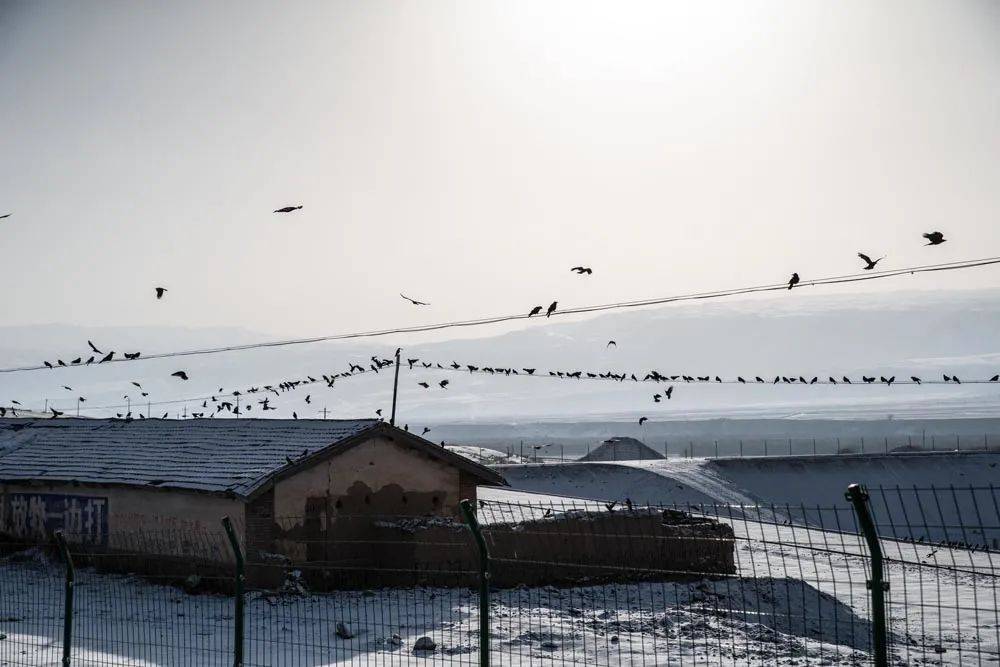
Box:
[1,0,999,341]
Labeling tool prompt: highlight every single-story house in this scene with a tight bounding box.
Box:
[0,418,505,563]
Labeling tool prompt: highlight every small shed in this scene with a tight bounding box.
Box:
[580,436,665,462]
[0,418,504,562]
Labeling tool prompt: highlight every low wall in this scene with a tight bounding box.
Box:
[253,508,735,590]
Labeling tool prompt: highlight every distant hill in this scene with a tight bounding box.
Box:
[2,288,999,422]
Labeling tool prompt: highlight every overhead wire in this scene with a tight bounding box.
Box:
[2,255,1000,375]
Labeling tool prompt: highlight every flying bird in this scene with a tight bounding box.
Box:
[422,427,431,435]
[154,287,167,299]
[923,231,946,246]
[638,417,648,425]
[171,371,189,381]
[304,395,311,404]
[911,376,922,384]
[607,340,616,347]
[991,375,999,382]
[274,205,303,213]
[0,213,10,219]
[50,407,64,418]
[62,386,72,391]
[570,267,593,275]
[88,341,102,354]
[439,380,449,389]
[546,301,558,317]
[787,273,800,290]
[857,253,884,270]
[124,352,141,360]
[664,386,673,399]
[417,382,430,389]
[400,293,430,306]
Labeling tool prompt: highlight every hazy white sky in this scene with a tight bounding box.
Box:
[2,0,999,339]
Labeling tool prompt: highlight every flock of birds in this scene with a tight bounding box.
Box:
[2,203,979,428]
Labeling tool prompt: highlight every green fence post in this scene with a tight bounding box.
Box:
[460,499,490,667]
[53,530,74,667]
[846,484,889,667]
[222,517,245,667]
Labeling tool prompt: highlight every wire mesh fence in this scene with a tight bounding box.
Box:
[0,485,997,665]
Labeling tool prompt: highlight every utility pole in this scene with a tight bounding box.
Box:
[390,348,401,427]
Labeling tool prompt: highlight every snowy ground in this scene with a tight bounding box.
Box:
[1,490,997,665]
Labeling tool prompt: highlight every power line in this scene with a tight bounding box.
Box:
[3,254,999,376]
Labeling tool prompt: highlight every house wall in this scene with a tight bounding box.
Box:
[264,435,470,563]
[0,481,243,560]
[272,435,465,523]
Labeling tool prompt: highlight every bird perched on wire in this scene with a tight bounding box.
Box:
[99,352,115,363]
[528,305,543,317]
[274,205,303,213]
[171,371,189,381]
[857,253,884,270]
[787,273,800,290]
[923,231,946,246]
[546,301,558,317]
[570,266,593,275]
[400,293,430,306]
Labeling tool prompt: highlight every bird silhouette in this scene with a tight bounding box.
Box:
[154,287,167,299]
[991,375,999,382]
[70,358,81,365]
[124,352,140,360]
[274,205,303,213]
[528,306,543,317]
[787,273,800,290]
[911,376,922,384]
[62,386,72,391]
[417,382,430,389]
[88,340,102,354]
[665,386,673,399]
[923,231,946,246]
[171,371,189,381]
[546,301,558,317]
[0,213,10,219]
[570,267,593,275]
[97,351,115,363]
[375,409,383,417]
[400,293,430,306]
[50,407,64,418]
[638,417,648,425]
[607,340,616,347]
[305,395,311,404]
[439,380,449,389]
[293,412,298,419]
[857,253,884,270]
[422,427,431,435]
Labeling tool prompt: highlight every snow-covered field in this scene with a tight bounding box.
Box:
[2,489,996,666]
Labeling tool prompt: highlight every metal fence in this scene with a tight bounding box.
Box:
[1,484,997,665]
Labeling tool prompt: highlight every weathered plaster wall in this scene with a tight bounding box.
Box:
[272,435,463,524]
[0,481,242,558]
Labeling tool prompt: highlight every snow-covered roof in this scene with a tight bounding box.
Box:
[0,418,504,498]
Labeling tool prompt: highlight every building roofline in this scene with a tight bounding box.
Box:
[245,422,506,500]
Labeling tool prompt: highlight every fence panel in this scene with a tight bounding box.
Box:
[865,485,1000,665]
[0,537,66,666]
[475,496,875,665]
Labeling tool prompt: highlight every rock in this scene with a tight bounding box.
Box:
[413,636,436,652]
[336,622,354,639]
